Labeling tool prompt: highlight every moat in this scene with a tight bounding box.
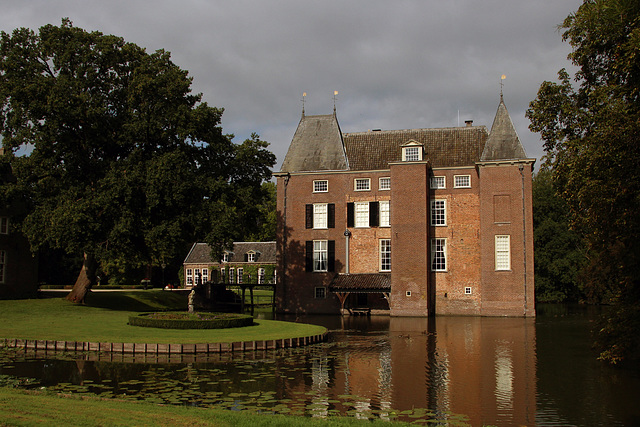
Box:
[1,304,639,426]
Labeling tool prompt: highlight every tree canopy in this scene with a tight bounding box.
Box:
[0,20,276,300]
[527,0,640,363]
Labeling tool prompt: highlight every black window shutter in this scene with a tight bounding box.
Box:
[305,241,313,272]
[328,240,335,272]
[328,204,335,228]
[244,253,249,262]
[347,203,354,228]
[370,201,379,227]
[305,204,313,229]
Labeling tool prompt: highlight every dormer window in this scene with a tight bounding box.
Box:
[222,253,229,263]
[401,140,423,162]
[246,251,256,262]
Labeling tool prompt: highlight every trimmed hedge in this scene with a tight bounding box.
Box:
[128,312,254,329]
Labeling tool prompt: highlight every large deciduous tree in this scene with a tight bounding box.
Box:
[527,0,640,363]
[0,20,275,302]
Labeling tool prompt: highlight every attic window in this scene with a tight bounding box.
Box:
[402,146,422,162]
[246,251,256,262]
[222,253,229,263]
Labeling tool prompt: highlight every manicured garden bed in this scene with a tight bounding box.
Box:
[129,311,254,329]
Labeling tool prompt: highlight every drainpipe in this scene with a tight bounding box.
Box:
[518,164,528,316]
[344,229,352,274]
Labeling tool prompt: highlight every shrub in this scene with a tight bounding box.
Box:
[128,312,253,329]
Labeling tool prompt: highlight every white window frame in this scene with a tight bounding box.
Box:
[315,287,327,299]
[0,217,8,235]
[220,267,226,283]
[237,267,243,284]
[431,238,447,272]
[379,200,390,227]
[186,268,193,286]
[313,203,328,229]
[258,268,265,284]
[495,235,511,270]
[380,239,391,272]
[247,251,256,262]
[454,175,471,188]
[354,201,369,228]
[465,287,472,295]
[430,199,447,226]
[222,253,229,263]
[202,268,208,283]
[430,176,446,189]
[229,268,235,284]
[194,268,201,285]
[0,250,6,284]
[379,177,391,190]
[313,240,328,272]
[313,180,328,193]
[354,178,371,191]
[403,146,422,162]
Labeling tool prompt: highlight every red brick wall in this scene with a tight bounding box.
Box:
[478,162,535,317]
[389,162,430,316]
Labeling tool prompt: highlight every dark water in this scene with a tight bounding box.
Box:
[1,304,639,426]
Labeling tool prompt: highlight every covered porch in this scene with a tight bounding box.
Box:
[329,273,391,316]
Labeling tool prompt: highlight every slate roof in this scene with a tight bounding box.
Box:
[343,126,488,170]
[279,114,348,173]
[329,273,391,293]
[480,96,528,161]
[184,242,276,264]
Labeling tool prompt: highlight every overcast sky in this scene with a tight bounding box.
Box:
[1,0,582,171]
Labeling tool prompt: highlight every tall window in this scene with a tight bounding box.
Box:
[186,268,193,286]
[313,203,328,229]
[237,268,243,284]
[354,178,370,191]
[354,202,369,228]
[194,268,201,285]
[229,268,235,284]
[380,239,391,272]
[0,217,8,234]
[0,250,5,283]
[379,177,391,190]
[313,180,328,193]
[202,269,208,283]
[403,146,422,161]
[221,268,226,283]
[454,175,471,188]
[313,240,328,272]
[430,200,446,226]
[495,235,511,270]
[379,201,390,227]
[258,268,265,284]
[430,176,446,189]
[431,238,447,271]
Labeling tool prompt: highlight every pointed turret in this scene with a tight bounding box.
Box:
[279,113,348,173]
[480,95,527,161]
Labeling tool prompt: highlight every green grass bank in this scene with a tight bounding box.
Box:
[0,387,411,427]
[0,290,325,345]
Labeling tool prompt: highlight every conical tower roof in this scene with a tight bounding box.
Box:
[480,95,527,161]
[279,113,348,173]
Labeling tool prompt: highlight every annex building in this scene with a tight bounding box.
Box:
[274,95,535,317]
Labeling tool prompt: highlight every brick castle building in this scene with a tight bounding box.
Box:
[274,94,535,317]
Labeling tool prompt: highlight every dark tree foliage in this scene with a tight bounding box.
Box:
[527,0,640,363]
[532,167,586,303]
[0,20,275,301]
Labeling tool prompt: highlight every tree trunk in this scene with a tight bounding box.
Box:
[66,253,97,304]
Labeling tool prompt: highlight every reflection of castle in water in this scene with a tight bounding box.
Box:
[309,316,536,425]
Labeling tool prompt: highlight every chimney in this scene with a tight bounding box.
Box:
[465,120,473,127]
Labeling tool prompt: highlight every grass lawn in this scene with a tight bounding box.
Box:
[0,387,408,427]
[0,290,325,344]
